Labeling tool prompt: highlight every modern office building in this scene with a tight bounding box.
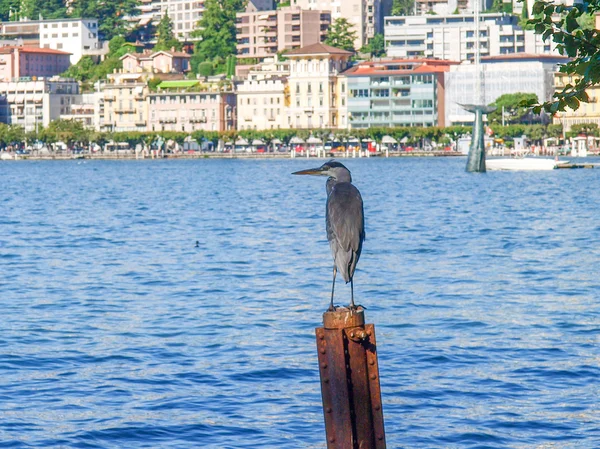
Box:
[236,7,330,61]
[344,59,458,129]
[444,53,568,125]
[285,43,352,129]
[236,57,290,130]
[384,13,556,61]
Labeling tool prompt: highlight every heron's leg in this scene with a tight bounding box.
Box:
[328,266,337,311]
[350,278,356,309]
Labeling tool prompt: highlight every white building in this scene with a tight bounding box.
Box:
[0,77,81,132]
[444,54,568,125]
[39,18,102,64]
[384,13,557,61]
[291,0,383,49]
[236,58,290,131]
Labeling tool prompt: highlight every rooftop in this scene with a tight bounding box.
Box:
[344,58,459,76]
[0,46,71,55]
[285,43,353,57]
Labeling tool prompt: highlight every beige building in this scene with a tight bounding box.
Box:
[121,50,191,74]
[101,72,150,132]
[236,58,290,130]
[553,73,600,132]
[291,0,382,49]
[286,43,352,129]
[147,80,236,132]
[236,7,330,61]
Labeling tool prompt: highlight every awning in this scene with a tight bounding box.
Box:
[382,135,397,144]
[14,95,24,103]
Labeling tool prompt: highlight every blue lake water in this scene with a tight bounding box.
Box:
[0,157,599,448]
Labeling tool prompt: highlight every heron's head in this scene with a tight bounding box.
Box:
[292,160,352,182]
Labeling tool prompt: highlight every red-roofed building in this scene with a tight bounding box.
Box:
[0,46,71,81]
[344,58,458,128]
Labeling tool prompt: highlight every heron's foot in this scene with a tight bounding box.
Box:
[327,303,337,312]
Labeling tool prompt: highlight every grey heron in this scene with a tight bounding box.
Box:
[293,160,365,311]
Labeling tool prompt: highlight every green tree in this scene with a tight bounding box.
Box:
[361,33,385,57]
[391,0,413,15]
[154,12,182,51]
[69,0,140,40]
[191,0,245,72]
[487,92,539,125]
[527,0,600,113]
[324,18,357,52]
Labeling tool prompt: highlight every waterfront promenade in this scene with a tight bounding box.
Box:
[1,150,464,161]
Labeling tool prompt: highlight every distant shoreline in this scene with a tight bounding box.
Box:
[2,151,465,161]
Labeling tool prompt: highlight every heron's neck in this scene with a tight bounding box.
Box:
[326,174,351,196]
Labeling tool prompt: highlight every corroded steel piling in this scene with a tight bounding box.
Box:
[315,308,386,449]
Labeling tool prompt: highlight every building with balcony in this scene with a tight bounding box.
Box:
[0,77,80,132]
[286,43,352,129]
[236,57,290,130]
[101,72,150,132]
[147,80,236,132]
[0,46,71,81]
[444,53,568,125]
[236,7,330,61]
[291,0,384,50]
[384,13,557,61]
[344,59,457,129]
[121,50,191,74]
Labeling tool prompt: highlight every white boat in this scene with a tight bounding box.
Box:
[486,157,569,171]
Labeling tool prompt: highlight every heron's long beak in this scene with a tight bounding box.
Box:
[292,167,325,176]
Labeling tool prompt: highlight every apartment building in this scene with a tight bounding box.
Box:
[291,0,383,49]
[147,80,236,132]
[236,58,290,130]
[0,77,80,132]
[101,72,150,132]
[345,59,457,129]
[415,0,493,15]
[236,7,330,61]
[444,54,567,125]
[286,43,352,129]
[0,46,71,81]
[384,13,556,61]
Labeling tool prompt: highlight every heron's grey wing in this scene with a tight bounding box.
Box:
[326,183,365,282]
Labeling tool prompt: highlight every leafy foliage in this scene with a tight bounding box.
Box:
[61,36,136,90]
[487,92,540,125]
[391,0,414,15]
[361,33,386,57]
[154,13,182,51]
[324,18,357,52]
[527,0,600,113]
[191,0,245,72]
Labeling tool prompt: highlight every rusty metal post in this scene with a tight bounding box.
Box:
[315,308,386,449]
